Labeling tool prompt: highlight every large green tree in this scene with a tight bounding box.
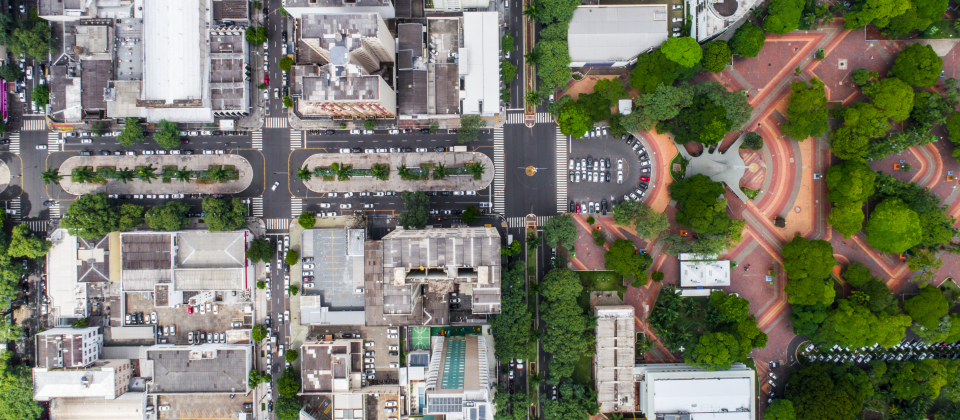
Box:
[729,23,766,58]
[153,119,181,149]
[399,191,430,229]
[782,236,836,306]
[844,0,911,29]
[530,0,580,24]
[812,299,911,348]
[611,200,669,240]
[826,160,876,204]
[7,225,50,259]
[557,101,592,138]
[539,269,596,379]
[144,201,190,231]
[670,174,731,236]
[701,41,731,73]
[764,399,796,420]
[541,382,599,420]
[604,239,653,285]
[60,193,120,239]
[635,83,695,122]
[782,77,829,141]
[764,0,805,34]
[890,43,943,87]
[543,214,577,250]
[669,95,731,146]
[490,262,533,361]
[661,37,703,68]
[684,331,740,371]
[830,102,891,161]
[865,197,922,254]
[0,352,43,420]
[277,367,301,398]
[904,285,949,330]
[246,238,274,263]
[886,359,948,400]
[786,363,871,420]
[8,16,51,59]
[201,197,248,232]
[274,397,302,420]
[457,114,485,144]
[828,202,866,239]
[118,204,144,231]
[246,26,267,44]
[865,77,915,122]
[298,212,316,229]
[117,118,145,147]
[629,49,686,94]
[532,40,571,90]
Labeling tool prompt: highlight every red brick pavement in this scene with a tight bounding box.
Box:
[810,28,893,103]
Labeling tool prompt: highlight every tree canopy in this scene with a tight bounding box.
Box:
[201,197,248,232]
[246,26,267,44]
[246,238,274,263]
[813,299,911,348]
[830,102,891,161]
[557,101,592,138]
[490,262,534,361]
[865,77,915,122]
[0,352,43,420]
[611,200,668,240]
[541,382,599,420]
[890,43,943,87]
[668,95,731,145]
[277,367,301,398]
[60,193,121,239]
[844,0,911,29]
[461,205,481,224]
[153,119,181,149]
[117,118,145,147]
[604,239,653,285]
[764,399,796,420]
[7,224,50,259]
[904,285,949,330]
[865,197,922,254]
[782,236,837,306]
[661,37,703,68]
[540,269,596,379]
[826,160,877,204]
[786,363,872,420]
[457,115,485,144]
[782,78,829,141]
[530,0,580,24]
[629,49,685,94]
[764,0,805,34]
[684,331,740,371]
[828,202,866,239]
[7,15,52,59]
[729,23,766,58]
[298,212,316,229]
[543,214,577,249]
[701,41,731,73]
[670,174,731,235]
[532,40,571,90]
[399,191,430,229]
[144,201,190,231]
[252,324,267,342]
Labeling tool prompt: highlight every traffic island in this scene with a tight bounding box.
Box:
[57,155,254,195]
[300,151,494,193]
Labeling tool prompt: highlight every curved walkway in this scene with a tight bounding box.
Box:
[58,155,254,195]
[301,152,494,193]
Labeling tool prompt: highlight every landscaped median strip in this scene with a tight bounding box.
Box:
[296,151,495,193]
[56,155,254,195]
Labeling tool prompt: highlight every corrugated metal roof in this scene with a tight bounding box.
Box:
[567,5,669,63]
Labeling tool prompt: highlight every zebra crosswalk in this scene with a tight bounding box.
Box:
[49,203,61,219]
[251,197,263,217]
[555,127,568,213]
[504,112,554,125]
[8,198,20,221]
[291,198,302,218]
[21,119,46,131]
[266,117,287,128]
[507,215,555,228]
[264,218,290,231]
[493,128,504,214]
[48,132,61,150]
[251,130,262,150]
[535,113,553,124]
[21,220,47,233]
[9,133,19,154]
[290,129,302,149]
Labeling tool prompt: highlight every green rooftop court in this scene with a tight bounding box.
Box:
[441,338,466,390]
[412,326,431,350]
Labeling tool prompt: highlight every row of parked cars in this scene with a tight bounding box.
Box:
[571,199,608,215]
[79,149,225,156]
[126,311,157,325]
[187,331,227,345]
[339,146,448,154]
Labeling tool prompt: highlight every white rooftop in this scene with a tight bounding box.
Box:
[33,368,116,400]
[680,260,731,287]
[460,12,500,117]
[636,363,755,418]
[567,5,669,64]
[46,229,87,321]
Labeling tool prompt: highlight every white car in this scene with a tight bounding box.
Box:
[304,282,315,288]
[415,147,428,153]
[569,159,574,170]
[388,345,399,351]
[364,130,374,135]
[387,334,398,339]
[363,204,374,209]
[343,192,354,198]
[272,181,280,191]
[213,304,218,315]
[319,203,330,208]
[350,130,361,135]
[617,158,623,170]
[388,129,399,134]
[340,204,352,209]
[284,311,290,323]
[386,401,398,407]
[81,138,92,144]
[36,145,47,150]
[340,148,352,154]
[617,171,623,184]
[143,150,155,155]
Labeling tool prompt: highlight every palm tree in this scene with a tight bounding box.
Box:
[174,167,193,182]
[336,162,353,181]
[208,167,229,183]
[522,4,537,19]
[433,162,447,180]
[467,161,486,179]
[371,163,389,181]
[296,165,312,181]
[525,90,543,108]
[40,168,63,185]
[397,164,409,178]
[116,168,135,184]
[136,164,159,183]
[71,167,95,184]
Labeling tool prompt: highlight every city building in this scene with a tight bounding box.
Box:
[567,5,668,67]
[300,337,367,393]
[634,363,756,418]
[41,0,250,125]
[35,327,104,369]
[679,254,731,288]
[689,0,757,42]
[424,0,490,12]
[460,12,500,117]
[280,0,396,19]
[143,345,252,394]
[365,227,501,326]
[33,359,135,401]
[421,335,494,420]
[298,228,365,325]
[290,13,397,120]
[594,294,635,413]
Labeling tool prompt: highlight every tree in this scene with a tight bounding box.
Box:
[144,201,190,231]
[249,370,272,387]
[852,68,879,86]
[542,382,599,420]
[457,114,485,144]
[274,397,302,420]
[786,363,871,420]
[31,84,49,109]
[539,269,596,379]
[948,111,960,148]
[543,214,577,250]
[611,200,668,240]
[532,40,571,90]
[661,37,703,68]
[297,212,316,229]
[117,118,144,147]
[593,78,627,103]
[764,0,805,34]
[635,83,695,122]
[828,202,866,239]
[865,77,915,122]
[0,64,21,82]
[813,299,911,348]
[782,77,829,141]
[153,119,181,150]
[826,160,876,204]
[890,43,943,87]
[557,101,592,138]
[60,193,120,239]
[670,174,731,236]
[707,291,751,324]
[782,236,836,306]
[7,224,50,259]
[684,331,739,371]
[0,352,43,420]
[791,303,829,336]
[40,168,62,185]
[283,96,293,108]
[701,41,731,73]
[501,61,517,84]
[765,399,796,420]
[257,281,266,289]
[740,132,764,150]
[491,262,534,361]
[904,285,949,330]
[501,34,515,52]
[887,359,948,401]
[284,349,298,363]
[8,18,52,59]
[285,250,299,266]
[277,367,301,398]
[246,238,274,263]
[278,55,293,72]
[604,239,653,286]
[729,23,766,58]
[461,205,481,224]
[530,0,580,24]
[252,324,267,342]
[246,26,267,45]
[830,103,891,161]
[629,49,685,94]
[844,0,911,29]
[865,197,922,254]
[399,192,430,229]
[201,197,248,232]
[118,204,144,231]
[668,95,731,146]
[71,317,90,329]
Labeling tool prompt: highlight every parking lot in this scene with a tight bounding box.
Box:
[154,393,251,419]
[568,134,653,212]
[305,325,400,374]
[124,292,247,345]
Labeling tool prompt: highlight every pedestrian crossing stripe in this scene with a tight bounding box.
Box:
[9,133,19,154]
[266,117,287,128]
[536,113,553,124]
[20,220,47,232]
[291,198,303,218]
[48,132,61,150]
[555,127,568,214]
[505,113,524,125]
[21,119,46,131]
[8,198,20,221]
[251,197,264,217]
[290,129,302,149]
[264,219,290,231]
[251,130,263,150]
[493,128,505,215]
[504,112,553,125]
[49,204,61,219]
[506,216,554,228]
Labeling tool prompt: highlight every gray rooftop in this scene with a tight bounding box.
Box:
[435,64,459,115]
[212,0,248,20]
[147,347,249,394]
[568,5,669,63]
[77,236,110,283]
[302,66,382,102]
[81,60,112,110]
[397,70,428,114]
[285,0,390,7]
[121,233,172,291]
[300,229,364,310]
[300,13,380,39]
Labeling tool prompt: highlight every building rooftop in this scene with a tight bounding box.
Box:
[77,236,111,283]
[49,393,145,420]
[300,229,365,310]
[302,65,383,103]
[460,12,499,116]
[81,60,112,110]
[74,24,113,61]
[33,367,116,401]
[147,346,250,394]
[212,0,248,20]
[635,363,755,417]
[301,339,363,393]
[36,327,100,369]
[300,13,380,39]
[47,229,88,320]
[567,5,668,64]
[594,300,635,413]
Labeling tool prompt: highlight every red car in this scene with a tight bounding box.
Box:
[640,176,650,182]
[576,204,581,213]
[264,75,269,85]
[187,305,193,314]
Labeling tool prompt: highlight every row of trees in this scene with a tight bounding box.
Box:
[762,0,946,37]
[553,78,628,138]
[113,118,184,150]
[52,164,239,185]
[60,193,247,238]
[539,268,596,380]
[524,0,579,105]
[490,261,535,362]
[297,161,486,182]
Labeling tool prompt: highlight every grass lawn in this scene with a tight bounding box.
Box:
[571,354,593,387]
[670,154,689,182]
[920,20,960,39]
[743,187,760,200]
[576,271,626,312]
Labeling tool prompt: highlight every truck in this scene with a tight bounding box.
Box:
[451,145,467,152]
